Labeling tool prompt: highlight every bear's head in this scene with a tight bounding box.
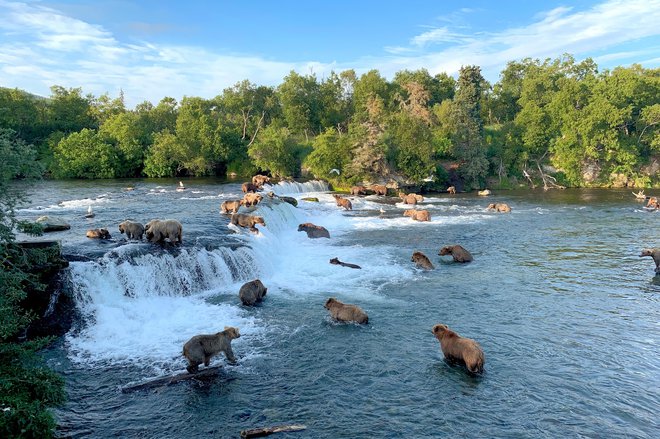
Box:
[329,257,340,265]
[640,248,656,257]
[99,228,111,238]
[432,324,449,338]
[324,298,339,309]
[403,210,415,217]
[297,223,308,232]
[411,251,427,262]
[439,246,453,256]
[118,222,125,234]
[254,216,265,226]
[487,203,496,210]
[223,326,240,339]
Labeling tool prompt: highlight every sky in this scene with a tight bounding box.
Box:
[0,0,659,108]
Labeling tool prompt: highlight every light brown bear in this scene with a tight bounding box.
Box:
[370,184,388,196]
[324,298,368,324]
[298,223,330,238]
[398,192,418,205]
[487,203,511,213]
[478,189,492,196]
[86,228,111,239]
[230,214,266,232]
[118,220,144,240]
[332,194,352,210]
[447,186,456,194]
[182,326,240,373]
[432,324,485,374]
[403,209,431,222]
[438,245,473,263]
[239,279,267,306]
[640,248,660,274]
[252,174,270,187]
[220,199,244,214]
[350,185,368,196]
[145,219,183,244]
[242,192,263,207]
[647,197,659,209]
[411,251,434,270]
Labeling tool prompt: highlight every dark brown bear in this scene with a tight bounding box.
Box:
[432,324,485,374]
[298,223,330,238]
[438,245,473,263]
[329,257,361,269]
[242,182,259,193]
[239,279,267,305]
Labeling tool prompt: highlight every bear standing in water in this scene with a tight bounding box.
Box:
[182,327,240,373]
[432,324,484,374]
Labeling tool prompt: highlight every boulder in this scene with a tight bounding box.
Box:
[36,216,71,232]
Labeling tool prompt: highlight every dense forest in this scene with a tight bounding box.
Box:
[1,54,659,190]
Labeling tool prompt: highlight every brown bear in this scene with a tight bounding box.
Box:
[333,194,352,210]
[324,298,368,324]
[329,257,361,269]
[370,184,387,196]
[230,214,266,233]
[403,209,431,222]
[239,279,267,305]
[278,196,298,207]
[182,326,241,373]
[220,199,244,214]
[398,192,418,205]
[432,324,485,374]
[86,228,111,239]
[640,248,660,274]
[478,189,491,196]
[438,245,473,263]
[242,192,263,207]
[118,220,144,240]
[298,223,330,238]
[242,182,259,193]
[251,174,270,187]
[447,186,456,194]
[647,197,659,209]
[350,185,368,196]
[411,251,434,270]
[145,219,183,244]
[487,203,511,213]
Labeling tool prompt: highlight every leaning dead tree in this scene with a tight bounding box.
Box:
[535,161,565,190]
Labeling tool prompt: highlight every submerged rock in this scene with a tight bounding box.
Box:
[36,216,71,232]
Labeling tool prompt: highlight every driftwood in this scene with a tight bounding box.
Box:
[240,424,307,438]
[121,366,222,393]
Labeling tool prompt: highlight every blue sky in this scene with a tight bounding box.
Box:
[1,0,659,107]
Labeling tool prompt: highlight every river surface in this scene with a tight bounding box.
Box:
[15,179,660,438]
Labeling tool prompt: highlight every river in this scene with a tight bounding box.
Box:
[16,178,660,438]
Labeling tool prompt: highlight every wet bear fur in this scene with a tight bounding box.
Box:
[182,326,241,373]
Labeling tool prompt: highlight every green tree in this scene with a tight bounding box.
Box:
[143,129,180,177]
[248,124,301,177]
[387,112,435,181]
[46,86,97,133]
[51,128,119,178]
[304,128,351,178]
[0,128,65,438]
[277,71,321,140]
[452,65,488,188]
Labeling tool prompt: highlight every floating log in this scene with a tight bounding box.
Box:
[240,424,307,438]
[121,366,222,393]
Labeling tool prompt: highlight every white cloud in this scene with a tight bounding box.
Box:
[0,0,658,107]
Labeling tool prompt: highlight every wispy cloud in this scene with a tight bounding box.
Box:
[0,0,658,107]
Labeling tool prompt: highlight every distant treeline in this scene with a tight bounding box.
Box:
[1,54,658,189]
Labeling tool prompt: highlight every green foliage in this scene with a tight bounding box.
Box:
[51,128,119,178]
[248,124,302,177]
[304,128,350,178]
[387,112,435,181]
[0,132,64,438]
[143,130,179,177]
[278,71,322,139]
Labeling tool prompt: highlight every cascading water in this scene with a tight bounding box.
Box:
[23,179,657,438]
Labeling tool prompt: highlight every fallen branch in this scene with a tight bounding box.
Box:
[240,424,307,438]
[121,366,223,393]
